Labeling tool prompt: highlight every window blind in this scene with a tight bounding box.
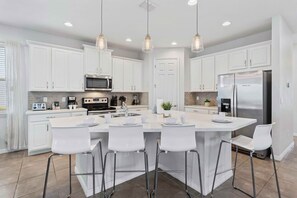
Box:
[0,46,6,108]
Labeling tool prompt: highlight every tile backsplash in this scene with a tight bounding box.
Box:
[28,92,148,110]
[185,92,218,106]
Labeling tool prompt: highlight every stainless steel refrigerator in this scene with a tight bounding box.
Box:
[217,70,272,158]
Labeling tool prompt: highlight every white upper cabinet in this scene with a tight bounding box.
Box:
[29,45,51,91]
[112,57,143,92]
[229,49,248,70]
[201,57,215,91]
[84,45,112,76]
[215,54,229,90]
[112,57,124,92]
[68,52,84,91]
[248,44,271,68]
[51,49,68,91]
[190,59,202,91]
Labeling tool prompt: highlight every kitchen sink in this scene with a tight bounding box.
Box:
[99,113,141,118]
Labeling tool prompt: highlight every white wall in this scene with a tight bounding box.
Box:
[271,16,294,160]
[293,45,297,136]
[0,114,7,152]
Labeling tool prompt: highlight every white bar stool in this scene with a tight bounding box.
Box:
[152,125,203,198]
[211,123,281,198]
[102,125,150,197]
[43,127,105,198]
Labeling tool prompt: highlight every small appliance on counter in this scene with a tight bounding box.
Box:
[67,96,78,110]
[82,97,116,115]
[110,95,118,106]
[32,103,46,111]
[132,94,140,105]
[119,96,126,106]
[52,101,60,110]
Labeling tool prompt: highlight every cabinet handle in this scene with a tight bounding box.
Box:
[244,60,247,66]
[250,59,252,66]
[47,124,49,131]
[203,84,205,90]
[46,82,48,89]
[52,82,54,89]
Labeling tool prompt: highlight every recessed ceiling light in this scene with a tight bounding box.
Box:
[64,22,73,27]
[188,0,197,6]
[171,42,177,46]
[222,21,231,27]
[126,38,132,42]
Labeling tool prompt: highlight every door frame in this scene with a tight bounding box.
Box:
[153,58,180,111]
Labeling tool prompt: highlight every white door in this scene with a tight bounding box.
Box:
[29,45,51,91]
[100,50,112,75]
[215,54,229,90]
[155,59,178,109]
[51,49,68,91]
[84,47,99,75]
[248,44,271,68]
[123,60,134,91]
[29,121,51,152]
[68,52,84,92]
[229,49,248,70]
[133,61,142,92]
[202,56,215,91]
[112,58,124,91]
[190,59,202,91]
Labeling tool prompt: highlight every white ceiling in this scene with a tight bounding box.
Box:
[0,0,296,50]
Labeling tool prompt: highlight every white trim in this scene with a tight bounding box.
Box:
[0,148,8,154]
[82,44,113,52]
[26,40,83,52]
[274,141,295,161]
[112,55,143,62]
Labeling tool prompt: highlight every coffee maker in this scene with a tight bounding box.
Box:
[67,96,77,106]
[132,94,140,105]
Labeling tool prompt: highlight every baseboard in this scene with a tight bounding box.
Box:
[294,133,297,137]
[0,148,8,154]
[274,141,295,161]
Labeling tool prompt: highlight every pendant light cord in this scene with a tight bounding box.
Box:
[147,0,149,35]
[101,0,103,34]
[196,1,198,33]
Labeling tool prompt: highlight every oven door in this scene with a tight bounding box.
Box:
[85,75,112,91]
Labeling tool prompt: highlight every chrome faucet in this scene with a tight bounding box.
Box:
[121,101,128,116]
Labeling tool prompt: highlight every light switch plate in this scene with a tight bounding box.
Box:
[196,96,200,101]
[43,97,48,103]
[62,97,66,102]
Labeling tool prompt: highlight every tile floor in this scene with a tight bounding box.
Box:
[0,138,297,198]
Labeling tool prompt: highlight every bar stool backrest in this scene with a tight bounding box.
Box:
[160,125,196,152]
[51,127,91,154]
[108,125,145,152]
[253,123,274,151]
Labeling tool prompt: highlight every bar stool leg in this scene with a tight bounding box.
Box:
[191,150,203,198]
[98,142,106,193]
[249,152,256,198]
[211,141,224,197]
[144,151,150,197]
[152,143,160,198]
[112,152,117,195]
[102,152,111,197]
[92,154,96,197]
[43,154,55,198]
[185,151,189,195]
[68,155,72,197]
[232,146,239,188]
[271,147,281,198]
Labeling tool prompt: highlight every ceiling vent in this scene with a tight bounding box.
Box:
[139,0,156,12]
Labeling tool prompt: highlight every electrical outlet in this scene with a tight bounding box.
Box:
[196,96,200,101]
[43,97,48,103]
[62,97,66,102]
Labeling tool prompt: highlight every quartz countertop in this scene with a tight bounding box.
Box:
[49,110,256,133]
[26,108,87,115]
[111,105,149,109]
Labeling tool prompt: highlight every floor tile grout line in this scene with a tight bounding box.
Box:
[12,151,25,198]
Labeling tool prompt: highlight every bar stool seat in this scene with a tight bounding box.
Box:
[43,127,105,198]
[230,135,254,151]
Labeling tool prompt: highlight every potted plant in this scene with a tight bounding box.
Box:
[204,99,211,107]
[161,101,172,117]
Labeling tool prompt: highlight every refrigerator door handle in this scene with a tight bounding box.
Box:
[233,85,237,117]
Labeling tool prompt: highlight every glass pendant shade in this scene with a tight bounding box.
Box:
[142,34,153,53]
[191,33,204,53]
[96,33,107,50]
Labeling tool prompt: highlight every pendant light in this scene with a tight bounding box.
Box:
[142,0,153,53]
[191,1,204,53]
[96,0,107,50]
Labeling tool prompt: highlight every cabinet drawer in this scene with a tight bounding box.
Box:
[28,113,72,122]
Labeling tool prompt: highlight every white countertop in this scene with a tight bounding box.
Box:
[49,110,256,133]
[185,105,218,110]
[26,108,87,115]
[112,105,149,109]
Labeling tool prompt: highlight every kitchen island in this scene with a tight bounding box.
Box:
[50,110,256,197]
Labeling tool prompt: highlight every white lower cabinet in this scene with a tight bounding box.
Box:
[27,110,86,155]
[185,106,218,115]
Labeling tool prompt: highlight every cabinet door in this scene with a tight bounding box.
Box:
[123,60,134,91]
[68,52,84,92]
[215,54,229,90]
[248,44,271,68]
[202,57,215,91]
[51,49,68,91]
[99,50,112,75]
[29,45,51,91]
[84,47,99,75]
[112,58,124,91]
[133,61,142,92]
[229,49,248,70]
[28,121,51,152]
[190,59,202,91]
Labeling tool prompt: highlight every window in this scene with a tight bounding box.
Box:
[0,46,6,111]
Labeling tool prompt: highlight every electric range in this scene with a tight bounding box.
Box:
[82,97,117,115]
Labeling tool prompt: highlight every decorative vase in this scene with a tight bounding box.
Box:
[163,110,171,118]
[204,102,210,107]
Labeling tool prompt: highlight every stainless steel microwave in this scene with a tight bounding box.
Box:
[85,75,112,91]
